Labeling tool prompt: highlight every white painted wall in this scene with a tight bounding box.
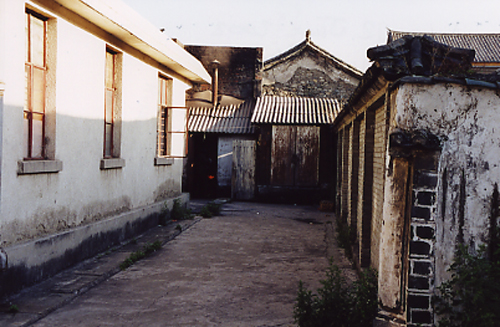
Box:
[394,83,500,285]
[0,0,198,248]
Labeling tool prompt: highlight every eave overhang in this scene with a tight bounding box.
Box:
[47,0,211,84]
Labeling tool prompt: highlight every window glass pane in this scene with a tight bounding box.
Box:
[33,67,45,114]
[105,51,114,88]
[169,133,185,157]
[32,113,43,158]
[25,65,31,111]
[23,112,29,158]
[104,124,113,157]
[159,79,165,105]
[105,89,114,123]
[25,14,29,61]
[30,15,45,67]
[170,108,186,132]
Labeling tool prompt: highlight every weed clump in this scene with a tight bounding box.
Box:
[160,200,193,225]
[7,304,19,314]
[171,199,193,220]
[119,240,162,270]
[200,202,222,218]
[335,217,355,260]
[294,260,377,327]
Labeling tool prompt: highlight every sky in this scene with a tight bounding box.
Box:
[121,0,500,72]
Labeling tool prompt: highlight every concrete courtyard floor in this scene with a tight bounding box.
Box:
[0,201,356,327]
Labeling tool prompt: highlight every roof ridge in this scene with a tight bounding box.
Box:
[389,29,500,37]
[263,37,362,77]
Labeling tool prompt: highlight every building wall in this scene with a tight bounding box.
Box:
[185,45,263,99]
[394,83,500,285]
[0,0,196,296]
[371,105,388,270]
[262,49,359,100]
[336,101,387,271]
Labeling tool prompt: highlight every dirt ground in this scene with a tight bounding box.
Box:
[4,201,356,327]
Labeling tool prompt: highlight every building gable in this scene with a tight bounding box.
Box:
[262,31,362,100]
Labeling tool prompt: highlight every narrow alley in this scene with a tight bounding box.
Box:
[1,202,355,327]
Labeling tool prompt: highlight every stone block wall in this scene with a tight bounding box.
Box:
[407,151,439,327]
[262,67,357,100]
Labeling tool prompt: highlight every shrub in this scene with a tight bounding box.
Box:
[170,199,193,221]
[434,244,500,327]
[200,202,222,218]
[293,260,378,327]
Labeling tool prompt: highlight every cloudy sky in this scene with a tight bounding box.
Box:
[122,0,500,72]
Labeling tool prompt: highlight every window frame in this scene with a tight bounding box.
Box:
[156,75,188,161]
[104,48,117,159]
[157,75,172,158]
[24,9,48,160]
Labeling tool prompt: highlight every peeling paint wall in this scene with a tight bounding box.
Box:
[336,79,500,326]
[394,83,500,287]
[262,49,359,100]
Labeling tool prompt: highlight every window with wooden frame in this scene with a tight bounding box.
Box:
[104,49,117,158]
[24,10,47,159]
[157,75,172,157]
[157,76,188,159]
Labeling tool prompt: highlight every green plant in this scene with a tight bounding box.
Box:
[434,243,500,327]
[119,241,162,270]
[170,199,193,221]
[7,304,19,314]
[200,202,222,218]
[200,206,213,218]
[293,260,378,327]
[335,217,356,259]
[175,224,182,232]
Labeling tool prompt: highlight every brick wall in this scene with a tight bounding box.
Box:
[407,151,439,327]
[350,119,361,230]
[371,105,388,270]
[359,111,375,267]
[341,125,351,220]
[355,114,366,266]
[336,130,344,213]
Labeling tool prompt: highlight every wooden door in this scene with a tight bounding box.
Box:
[271,125,320,186]
[231,140,256,200]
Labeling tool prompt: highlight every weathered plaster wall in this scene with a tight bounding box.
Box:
[394,83,500,287]
[185,45,262,99]
[0,0,194,278]
[262,50,359,100]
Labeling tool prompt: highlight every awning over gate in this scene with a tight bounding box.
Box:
[188,99,255,134]
[251,96,343,125]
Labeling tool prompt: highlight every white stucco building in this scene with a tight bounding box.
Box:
[0,0,210,297]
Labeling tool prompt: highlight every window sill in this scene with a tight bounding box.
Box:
[18,159,63,175]
[154,157,174,166]
[100,158,125,170]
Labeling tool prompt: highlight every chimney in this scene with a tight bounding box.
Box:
[211,60,220,107]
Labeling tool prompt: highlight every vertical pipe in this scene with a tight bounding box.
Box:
[211,60,220,107]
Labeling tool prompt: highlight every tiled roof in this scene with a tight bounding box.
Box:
[388,30,500,63]
[188,99,255,134]
[251,96,342,125]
